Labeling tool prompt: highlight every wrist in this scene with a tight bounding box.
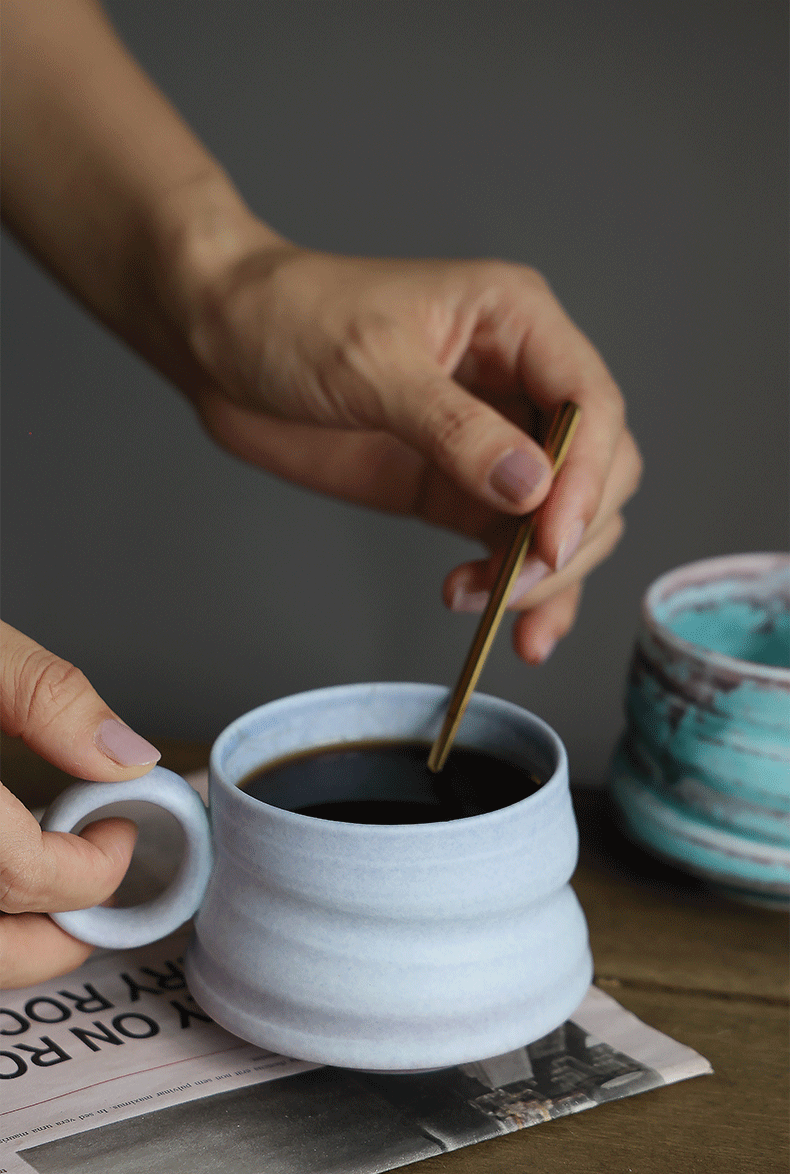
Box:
[153,172,280,322]
[150,171,295,392]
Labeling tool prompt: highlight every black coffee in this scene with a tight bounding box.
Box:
[238,740,542,824]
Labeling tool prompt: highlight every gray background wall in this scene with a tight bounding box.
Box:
[2,0,787,783]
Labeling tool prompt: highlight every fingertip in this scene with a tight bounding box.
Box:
[443,561,485,612]
[531,398,626,568]
[531,634,558,664]
[93,719,161,772]
[38,817,139,912]
[513,584,583,664]
[443,566,467,610]
[554,519,586,572]
[487,447,551,512]
[529,473,591,572]
[1,624,160,783]
[404,378,552,515]
[513,613,558,664]
[446,555,551,614]
[80,817,139,880]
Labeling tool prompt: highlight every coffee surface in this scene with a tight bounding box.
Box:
[238,740,541,823]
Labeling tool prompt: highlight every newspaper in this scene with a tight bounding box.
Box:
[1,774,712,1174]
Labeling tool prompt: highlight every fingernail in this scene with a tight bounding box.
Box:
[451,558,550,613]
[451,587,490,613]
[531,635,558,664]
[555,520,585,571]
[95,719,161,766]
[509,559,550,605]
[489,450,549,506]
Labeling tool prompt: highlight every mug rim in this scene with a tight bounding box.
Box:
[209,681,569,832]
[642,551,790,683]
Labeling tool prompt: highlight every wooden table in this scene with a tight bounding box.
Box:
[4,735,788,1174]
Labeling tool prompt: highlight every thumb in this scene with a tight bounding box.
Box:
[363,357,552,514]
[1,622,160,781]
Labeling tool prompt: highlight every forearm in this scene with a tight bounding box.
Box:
[0,0,282,390]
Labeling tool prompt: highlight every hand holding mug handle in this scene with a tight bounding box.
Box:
[41,768,213,949]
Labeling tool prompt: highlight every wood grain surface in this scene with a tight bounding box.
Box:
[3,735,788,1173]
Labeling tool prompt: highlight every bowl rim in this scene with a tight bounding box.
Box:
[641,551,790,683]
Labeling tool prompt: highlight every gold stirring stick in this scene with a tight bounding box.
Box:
[427,401,582,773]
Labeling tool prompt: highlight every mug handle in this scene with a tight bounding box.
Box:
[40,766,213,950]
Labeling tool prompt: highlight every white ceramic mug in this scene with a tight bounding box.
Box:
[42,683,592,1071]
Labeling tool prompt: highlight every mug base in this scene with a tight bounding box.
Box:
[183,935,593,1074]
[610,768,790,909]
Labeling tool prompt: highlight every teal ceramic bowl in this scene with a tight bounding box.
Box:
[610,552,790,907]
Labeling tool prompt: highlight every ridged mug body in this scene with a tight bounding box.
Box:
[185,683,592,1071]
[611,553,790,906]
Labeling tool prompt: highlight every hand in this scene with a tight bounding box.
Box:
[0,622,160,988]
[184,247,642,662]
[2,4,640,665]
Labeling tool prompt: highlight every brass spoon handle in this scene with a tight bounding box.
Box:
[427,402,582,773]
